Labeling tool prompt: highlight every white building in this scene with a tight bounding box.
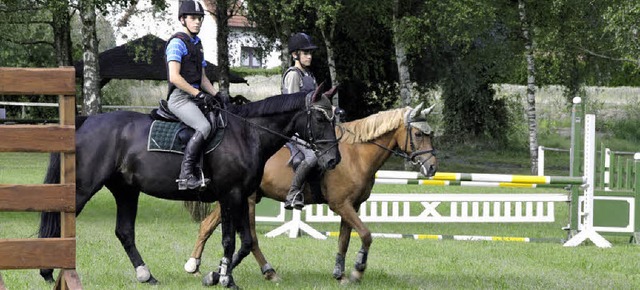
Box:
[109,0,281,69]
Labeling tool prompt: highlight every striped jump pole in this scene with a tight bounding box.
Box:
[324,231,564,244]
[375,170,585,185]
[375,178,570,188]
[431,172,585,185]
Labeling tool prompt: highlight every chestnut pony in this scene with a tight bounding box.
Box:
[186,104,437,284]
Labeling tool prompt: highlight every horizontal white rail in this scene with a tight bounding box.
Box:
[303,193,569,223]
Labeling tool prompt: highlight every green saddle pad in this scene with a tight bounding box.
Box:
[147,120,224,154]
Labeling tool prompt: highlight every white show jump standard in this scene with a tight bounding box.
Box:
[303,193,570,223]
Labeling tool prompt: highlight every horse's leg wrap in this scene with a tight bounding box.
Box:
[184,257,201,273]
[332,253,345,280]
[218,257,232,287]
[136,264,151,282]
[354,248,368,272]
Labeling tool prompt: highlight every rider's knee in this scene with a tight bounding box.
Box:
[196,123,212,139]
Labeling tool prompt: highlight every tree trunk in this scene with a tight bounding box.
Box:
[519,0,538,175]
[280,28,291,76]
[214,0,231,101]
[51,1,72,66]
[393,0,412,107]
[79,0,101,115]
[320,26,339,108]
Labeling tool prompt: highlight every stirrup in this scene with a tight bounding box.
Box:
[176,171,210,191]
[284,191,304,210]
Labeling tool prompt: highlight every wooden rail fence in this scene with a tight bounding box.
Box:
[0,67,81,289]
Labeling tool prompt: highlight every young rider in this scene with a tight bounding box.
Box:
[165,0,217,190]
[281,32,318,210]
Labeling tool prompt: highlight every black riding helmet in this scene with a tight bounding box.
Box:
[178,0,205,20]
[288,32,318,53]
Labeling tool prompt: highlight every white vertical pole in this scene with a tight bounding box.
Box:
[604,148,611,191]
[564,114,612,248]
[537,146,545,176]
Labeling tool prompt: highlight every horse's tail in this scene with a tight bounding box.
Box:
[39,152,61,239]
[39,115,86,239]
[38,115,86,282]
[38,152,62,282]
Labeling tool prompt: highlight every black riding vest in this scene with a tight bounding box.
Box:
[282,67,316,94]
[166,32,204,99]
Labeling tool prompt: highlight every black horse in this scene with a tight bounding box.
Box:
[38,87,341,288]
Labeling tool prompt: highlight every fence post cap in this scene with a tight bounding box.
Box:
[634,153,640,160]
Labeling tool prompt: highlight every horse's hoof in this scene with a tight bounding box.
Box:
[184,258,201,273]
[221,274,238,288]
[39,269,55,283]
[350,270,364,283]
[263,269,280,282]
[332,266,344,280]
[142,275,159,285]
[339,276,350,285]
[202,271,220,286]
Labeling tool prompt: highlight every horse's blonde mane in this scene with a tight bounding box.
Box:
[340,107,409,144]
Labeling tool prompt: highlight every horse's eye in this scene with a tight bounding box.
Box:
[414,131,424,138]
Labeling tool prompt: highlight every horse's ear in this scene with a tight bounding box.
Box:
[420,104,435,118]
[322,85,339,100]
[311,81,326,102]
[409,102,424,120]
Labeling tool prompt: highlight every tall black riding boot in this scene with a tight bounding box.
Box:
[284,161,313,210]
[177,131,210,190]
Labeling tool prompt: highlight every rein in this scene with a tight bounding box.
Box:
[213,101,339,154]
[338,122,436,164]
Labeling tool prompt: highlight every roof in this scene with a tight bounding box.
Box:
[74,34,246,87]
[228,14,253,28]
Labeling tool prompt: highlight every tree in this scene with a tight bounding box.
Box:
[400,0,522,143]
[0,0,73,67]
[201,0,243,102]
[393,0,414,107]
[78,0,101,115]
[518,0,538,174]
[313,0,342,107]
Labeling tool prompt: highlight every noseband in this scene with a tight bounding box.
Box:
[304,103,341,157]
[402,122,437,167]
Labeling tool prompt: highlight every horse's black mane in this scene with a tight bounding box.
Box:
[229,91,307,118]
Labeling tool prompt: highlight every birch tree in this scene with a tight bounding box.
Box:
[518,0,538,174]
[393,0,412,107]
[79,0,101,115]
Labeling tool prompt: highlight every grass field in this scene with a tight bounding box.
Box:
[2,153,640,289]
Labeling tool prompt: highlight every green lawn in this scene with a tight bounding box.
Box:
[2,191,640,289]
[1,136,639,289]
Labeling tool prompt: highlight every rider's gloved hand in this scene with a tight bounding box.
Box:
[194,91,218,108]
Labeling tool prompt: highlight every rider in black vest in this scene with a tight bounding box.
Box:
[281,32,318,210]
[165,1,217,190]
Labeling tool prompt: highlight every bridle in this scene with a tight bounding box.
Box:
[214,95,340,157]
[303,99,342,157]
[402,121,437,167]
[360,120,437,166]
